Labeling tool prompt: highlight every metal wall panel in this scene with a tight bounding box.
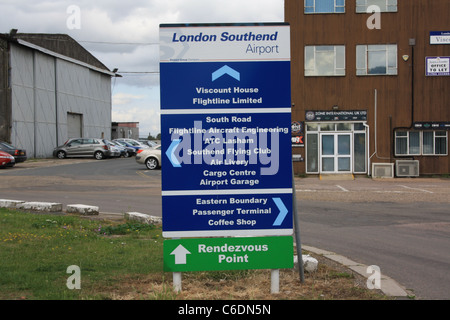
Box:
[9,44,112,158]
[56,59,112,143]
[10,45,35,156]
[34,52,56,158]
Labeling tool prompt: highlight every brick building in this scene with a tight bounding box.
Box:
[286,0,450,176]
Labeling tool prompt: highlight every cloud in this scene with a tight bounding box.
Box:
[1,0,284,77]
[113,93,146,105]
[0,0,284,136]
[112,105,161,137]
[111,85,161,136]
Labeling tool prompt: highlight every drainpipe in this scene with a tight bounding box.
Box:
[33,51,37,158]
[369,89,391,170]
[55,57,59,147]
[364,122,370,175]
[393,40,415,131]
[392,38,416,160]
[369,89,378,162]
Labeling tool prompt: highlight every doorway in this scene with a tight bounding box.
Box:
[305,122,367,175]
[67,113,82,138]
[320,133,352,173]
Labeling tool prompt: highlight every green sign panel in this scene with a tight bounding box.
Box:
[164,236,293,272]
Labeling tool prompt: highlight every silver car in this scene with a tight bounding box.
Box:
[53,138,112,160]
[135,145,162,170]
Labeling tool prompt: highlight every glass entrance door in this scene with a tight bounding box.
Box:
[320,133,352,173]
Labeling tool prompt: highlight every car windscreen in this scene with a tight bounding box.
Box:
[0,142,14,150]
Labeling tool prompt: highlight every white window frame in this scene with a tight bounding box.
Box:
[395,131,448,156]
[305,123,368,174]
[356,44,397,76]
[305,45,346,76]
[356,0,398,13]
[423,131,448,156]
[305,0,346,14]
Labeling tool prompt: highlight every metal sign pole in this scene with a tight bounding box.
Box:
[292,165,305,283]
[271,269,280,294]
[173,237,182,292]
[173,272,182,293]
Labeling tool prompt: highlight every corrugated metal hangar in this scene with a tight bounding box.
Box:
[0,31,115,158]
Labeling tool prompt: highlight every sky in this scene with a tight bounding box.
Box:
[0,0,285,137]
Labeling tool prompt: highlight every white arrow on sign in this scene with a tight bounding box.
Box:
[170,244,191,265]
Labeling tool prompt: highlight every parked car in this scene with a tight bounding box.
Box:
[104,140,121,158]
[115,138,149,149]
[135,145,162,170]
[113,140,136,157]
[53,138,112,160]
[113,139,144,153]
[0,141,27,163]
[140,140,158,148]
[0,150,15,168]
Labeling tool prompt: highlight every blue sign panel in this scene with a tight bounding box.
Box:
[160,61,291,110]
[160,23,292,238]
[162,193,292,237]
[161,112,292,191]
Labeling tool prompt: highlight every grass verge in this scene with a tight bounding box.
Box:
[0,208,387,300]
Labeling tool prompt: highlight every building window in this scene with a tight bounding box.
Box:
[305,0,345,14]
[423,131,448,155]
[305,45,346,76]
[395,131,448,156]
[356,0,398,13]
[356,44,397,75]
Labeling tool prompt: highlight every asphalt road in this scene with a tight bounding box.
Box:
[0,157,163,216]
[1,157,449,300]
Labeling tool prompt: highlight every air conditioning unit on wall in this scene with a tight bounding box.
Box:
[396,160,420,177]
[372,163,394,178]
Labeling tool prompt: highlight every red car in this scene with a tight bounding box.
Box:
[0,150,15,168]
[0,141,27,163]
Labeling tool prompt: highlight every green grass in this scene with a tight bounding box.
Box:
[0,208,164,300]
[0,208,389,300]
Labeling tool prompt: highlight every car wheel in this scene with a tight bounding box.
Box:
[124,151,130,158]
[94,151,104,160]
[145,157,159,170]
[56,151,66,159]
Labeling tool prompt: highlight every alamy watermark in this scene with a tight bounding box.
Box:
[66,5,81,30]
[167,119,287,176]
[366,265,381,290]
[66,265,81,290]
[367,5,381,30]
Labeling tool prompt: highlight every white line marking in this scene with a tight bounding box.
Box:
[336,185,349,192]
[400,185,434,194]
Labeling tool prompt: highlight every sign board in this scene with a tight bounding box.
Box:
[291,121,304,134]
[426,57,450,76]
[164,236,294,272]
[430,31,450,45]
[160,23,292,238]
[305,110,368,122]
[292,135,304,147]
[414,122,450,130]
